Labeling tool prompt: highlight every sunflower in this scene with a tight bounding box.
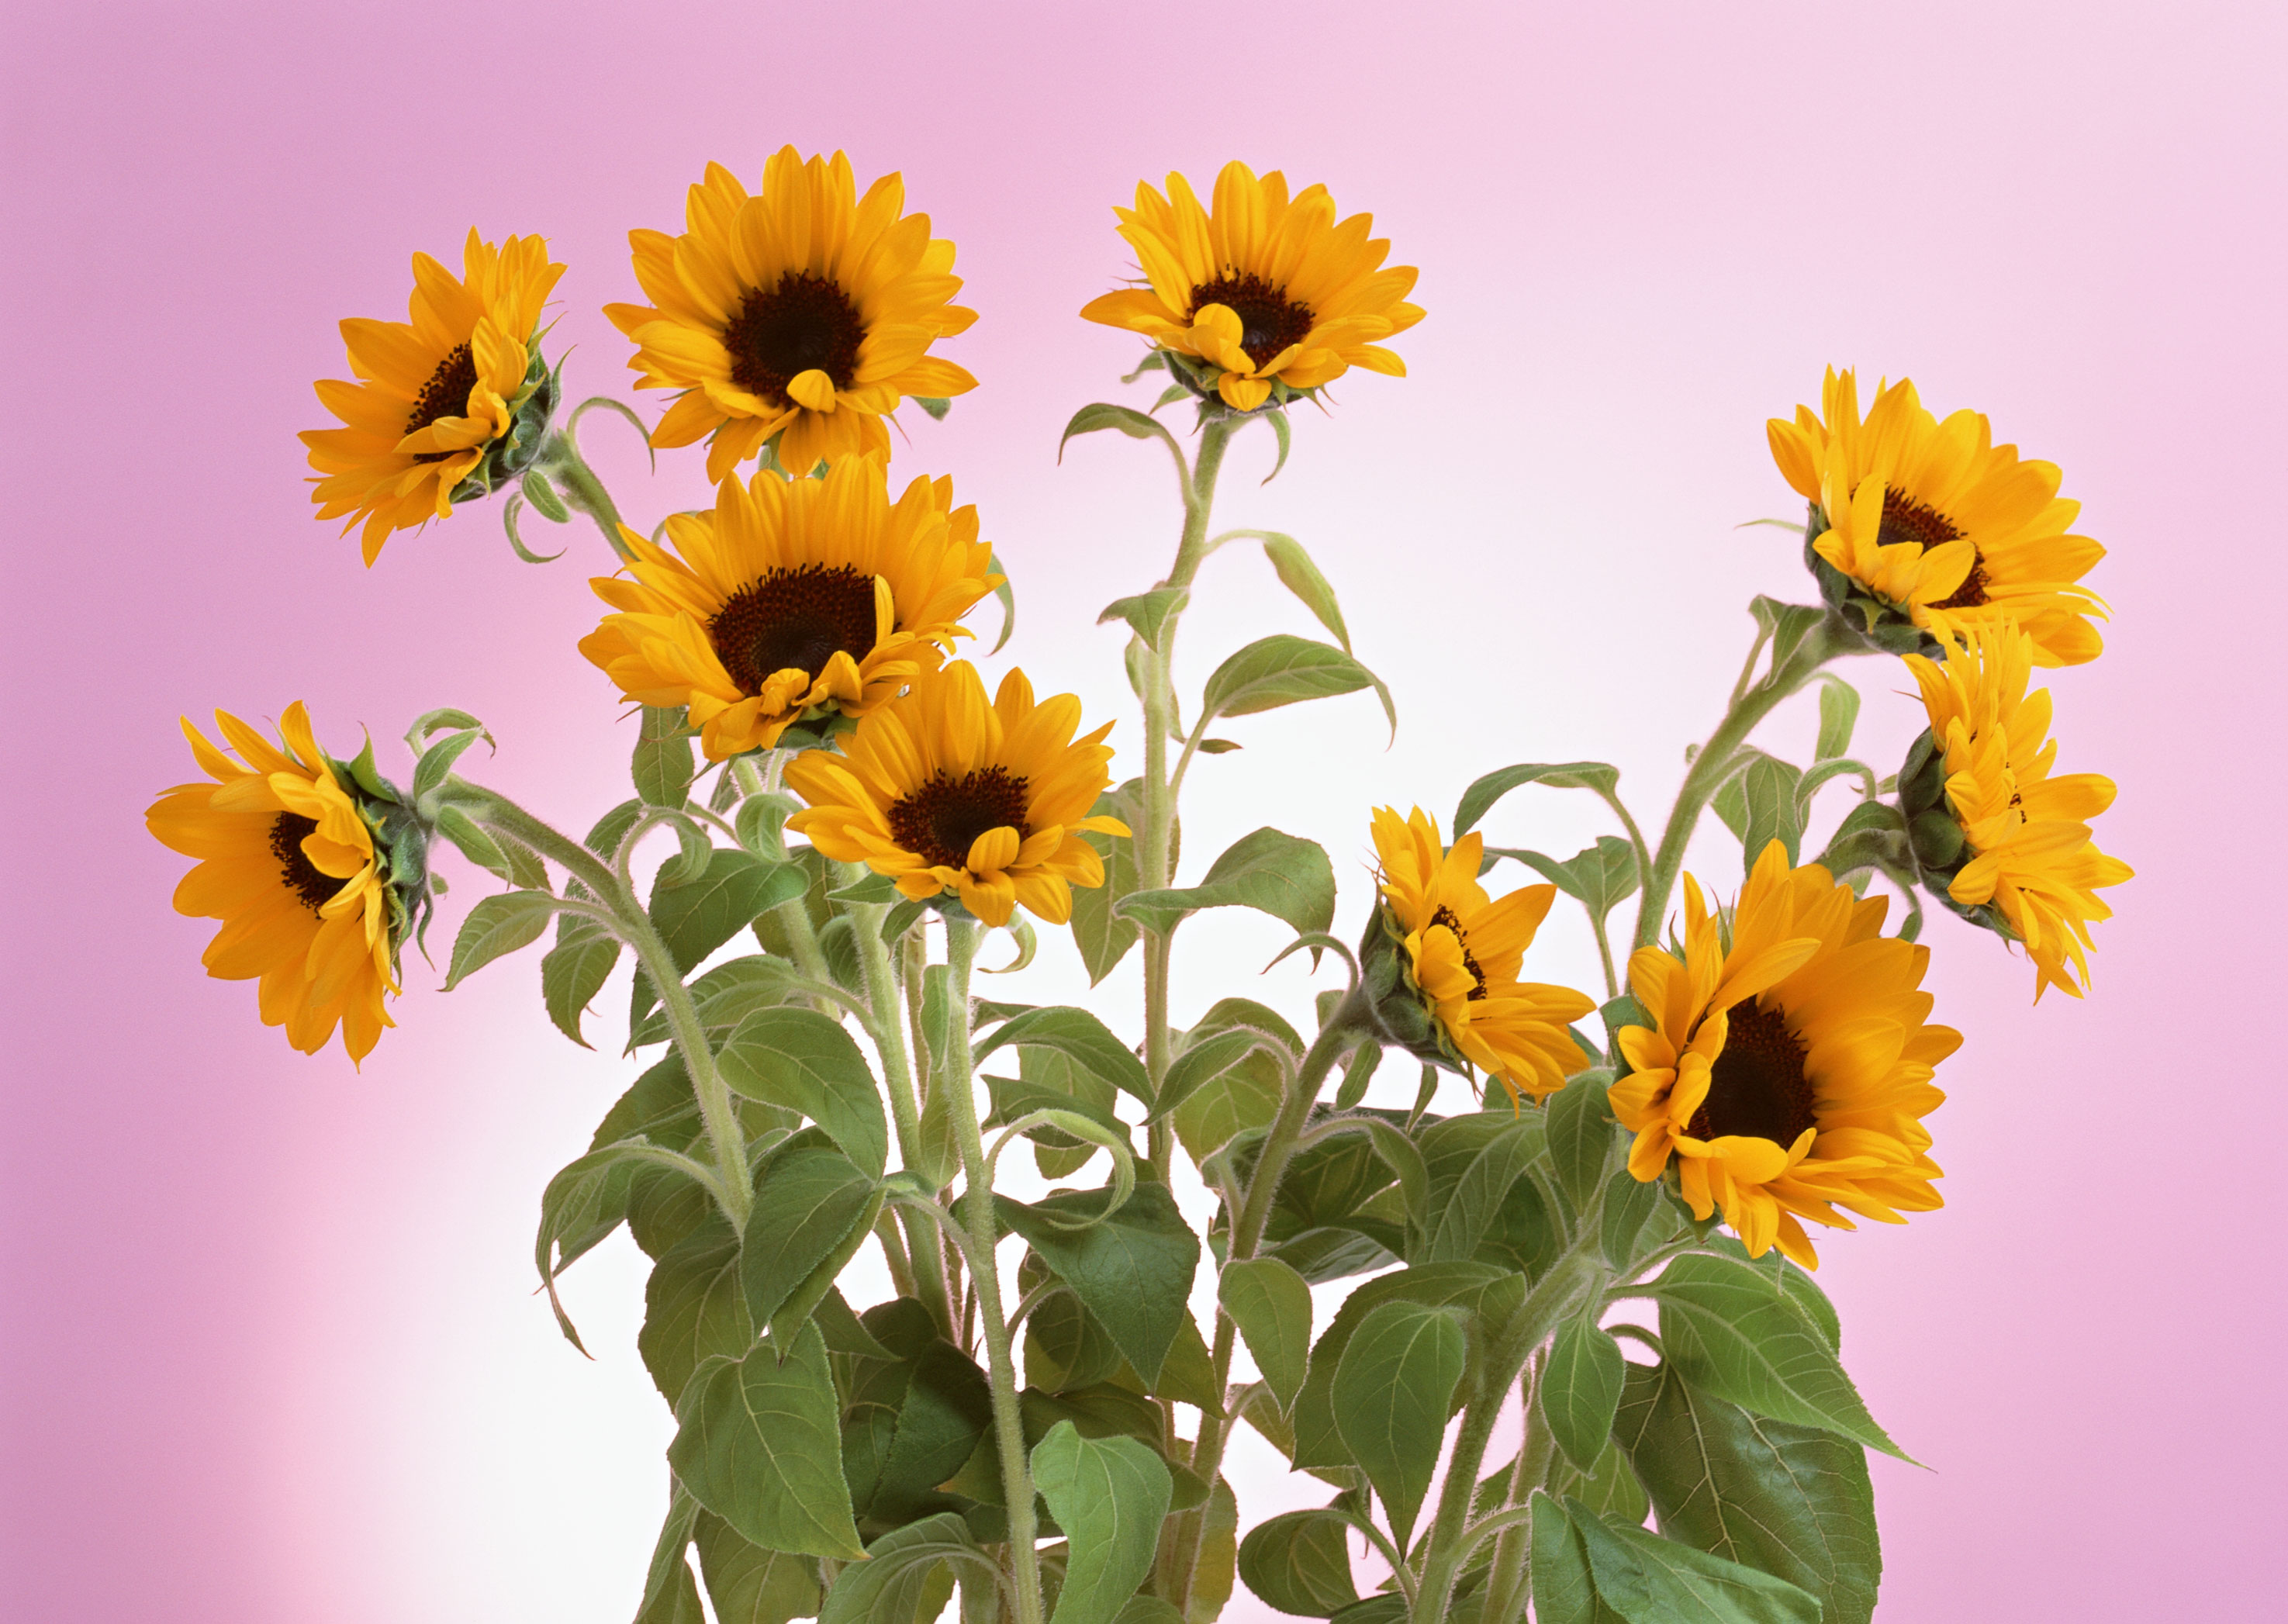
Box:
[146,705,400,1062]
[605,148,977,482]
[1080,161,1423,413]
[301,230,564,565]
[1367,807,1595,1104]
[1609,842,1956,1268]
[579,456,999,760]
[1768,368,2106,665]
[783,662,1126,928]
[1903,618,2131,1000]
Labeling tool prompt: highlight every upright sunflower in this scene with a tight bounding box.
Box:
[784,662,1127,928]
[1610,842,1957,1268]
[146,705,402,1062]
[1365,807,1595,1104]
[301,230,564,564]
[1080,161,1422,413]
[1902,619,2131,1000]
[605,149,977,482]
[1768,368,2106,665]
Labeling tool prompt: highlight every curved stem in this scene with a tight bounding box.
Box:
[1479,1350,1553,1622]
[1229,996,1367,1262]
[537,426,635,561]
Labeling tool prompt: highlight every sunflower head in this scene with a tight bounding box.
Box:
[1361,807,1596,1104]
[783,662,1128,928]
[1900,619,2131,1000]
[146,704,432,1063]
[1609,841,1958,1268]
[301,230,565,565]
[605,148,978,482]
[1768,368,2107,666]
[1080,161,1422,416]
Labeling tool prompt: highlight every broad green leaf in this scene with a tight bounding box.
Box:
[1419,1118,1539,1263]
[631,954,807,1049]
[817,1512,990,1624]
[1751,596,1830,675]
[1116,826,1336,939]
[1023,1287,1128,1394]
[692,1510,822,1624]
[641,1217,754,1405]
[974,1004,1153,1108]
[1260,532,1353,652]
[1547,1068,1618,1214]
[651,850,807,975]
[1333,1038,1383,1110]
[997,1182,1200,1384]
[1491,837,1640,921]
[410,725,486,804]
[534,1139,657,1349]
[1100,586,1190,651]
[1167,1038,1282,1163]
[983,1045,1129,1180]
[740,1147,877,1330]
[1021,1374,1169,1450]
[1330,1299,1467,1548]
[1712,752,1807,869]
[444,890,556,988]
[635,705,695,807]
[824,869,901,906]
[1060,401,1182,461]
[1600,1169,1664,1267]
[1218,1256,1314,1410]
[1291,1263,1516,1471]
[1071,783,1146,986]
[717,1007,889,1179]
[1187,1477,1239,1623]
[432,803,540,888]
[1571,1496,1822,1623]
[1236,1508,1360,1616]
[1543,1318,1627,1472]
[635,1488,706,1624]
[869,1340,995,1526]
[1530,1492,1626,1624]
[1453,762,1625,838]
[669,1323,865,1559]
[1815,676,1861,762]
[1547,1437,1653,1527]
[540,914,619,1047]
[1197,634,1396,741]
[1030,1421,1173,1624]
[735,792,800,862]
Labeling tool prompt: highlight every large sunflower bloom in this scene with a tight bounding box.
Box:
[606,148,977,482]
[1080,161,1422,413]
[1904,619,2131,1000]
[1610,842,1957,1269]
[146,705,399,1062]
[784,662,1127,928]
[301,230,564,565]
[1369,807,1595,1104]
[579,457,999,761]
[1768,368,2106,665]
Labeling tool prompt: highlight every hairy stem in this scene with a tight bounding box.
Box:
[1479,1349,1554,1621]
[537,428,635,561]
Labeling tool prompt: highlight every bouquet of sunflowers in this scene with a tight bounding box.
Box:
[147,148,2127,1624]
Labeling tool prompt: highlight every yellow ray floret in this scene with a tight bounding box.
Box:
[784,662,1127,928]
[1768,368,2107,666]
[1905,619,2131,1000]
[301,230,564,564]
[1081,161,1423,413]
[1610,842,1958,1269]
[145,704,399,1062]
[1369,807,1595,1104]
[606,148,977,482]
[580,456,1000,761]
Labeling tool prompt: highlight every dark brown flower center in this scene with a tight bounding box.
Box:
[1429,904,1488,1000]
[406,342,479,462]
[1875,488,1989,610]
[886,768,1032,871]
[1690,999,1817,1148]
[724,271,866,407]
[269,813,337,914]
[707,565,879,696]
[1927,554,1992,610]
[1187,272,1315,371]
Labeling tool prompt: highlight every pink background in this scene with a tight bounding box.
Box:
[5,2,2281,1619]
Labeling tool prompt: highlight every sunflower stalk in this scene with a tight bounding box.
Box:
[535,427,637,561]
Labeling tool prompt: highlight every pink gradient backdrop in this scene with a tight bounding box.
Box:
[5,2,2282,1619]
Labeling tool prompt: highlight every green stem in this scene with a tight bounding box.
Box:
[1230,997,1366,1262]
[1480,1351,1554,1622]
[538,428,635,561]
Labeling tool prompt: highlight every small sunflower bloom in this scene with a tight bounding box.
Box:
[1080,161,1422,413]
[606,148,977,482]
[1611,842,1958,1269]
[1364,807,1595,1104]
[1768,368,2106,665]
[784,662,1127,928]
[580,457,999,761]
[301,230,564,564]
[146,705,403,1062]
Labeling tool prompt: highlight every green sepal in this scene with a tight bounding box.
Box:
[443,346,560,506]
[1357,901,1472,1076]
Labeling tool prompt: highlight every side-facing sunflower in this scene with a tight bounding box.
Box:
[1365,807,1595,1104]
[301,230,564,564]
[146,705,402,1062]
[1902,618,2131,1000]
[784,662,1127,928]
[579,456,1000,761]
[1768,368,2106,665]
[605,148,977,482]
[1610,842,1957,1268]
[1080,161,1422,413]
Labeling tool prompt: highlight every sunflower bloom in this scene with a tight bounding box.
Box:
[606,148,977,482]
[1367,807,1595,1104]
[1081,161,1422,413]
[784,662,1126,928]
[1903,619,2131,1000]
[1768,368,2106,665]
[301,230,564,564]
[580,457,999,760]
[1610,842,1957,1269]
[146,705,401,1062]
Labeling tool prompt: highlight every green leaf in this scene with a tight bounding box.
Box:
[1419,1117,1540,1263]
[1116,826,1336,940]
[692,1510,823,1624]
[634,1489,706,1624]
[740,1146,878,1330]
[534,1139,656,1347]
[1218,1256,1314,1410]
[668,1323,866,1559]
[1099,587,1190,651]
[1600,1169,1664,1268]
[1236,1508,1360,1615]
[1198,634,1395,741]
[1260,533,1353,652]
[1547,1067,1617,1214]
[1491,836,1640,921]
[1258,407,1292,484]
[717,1007,889,1178]
[1572,1496,1823,1623]
[986,546,1017,655]
[1030,1421,1173,1624]
[1543,1318,1628,1473]
[1815,676,1861,762]
[1547,1437,1653,1528]
[1186,1477,1239,1624]
[1333,1038,1383,1110]
[1059,400,1183,461]
[973,1004,1153,1109]
[984,1045,1129,1180]
[540,914,620,1046]
[1071,783,1146,986]
[913,396,953,421]
[1751,597,1830,675]
[1530,1491,1620,1624]
[1453,761,1624,838]
[1167,1035,1283,1163]
[444,890,557,989]
[1291,1263,1516,1472]
[1712,751,1807,869]
[997,1182,1200,1385]
[651,850,806,976]
[410,725,486,806]
[1330,1299,1467,1549]
[641,1218,754,1406]
[736,792,801,862]
[825,869,902,907]
[636,705,696,808]
[631,953,807,1049]
[817,1512,992,1624]
[520,466,571,522]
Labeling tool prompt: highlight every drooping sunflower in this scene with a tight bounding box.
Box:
[605,148,977,482]
[1610,842,1958,1269]
[1768,368,2107,665]
[301,230,564,565]
[1080,161,1423,413]
[1902,618,2131,1000]
[579,456,1001,761]
[1366,807,1596,1104]
[146,705,402,1062]
[783,662,1127,928]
